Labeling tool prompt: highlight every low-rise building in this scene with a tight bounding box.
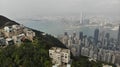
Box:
[12,36,17,44]
[12,25,21,30]
[6,38,14,45]
[0,37,6,46]
[4,26,10,32]
[25,30,35,42]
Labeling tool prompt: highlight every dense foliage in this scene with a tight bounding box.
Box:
[71,56,102,67]
[0,38,52,67]
[0,29,67,67]
[0,37,115,67]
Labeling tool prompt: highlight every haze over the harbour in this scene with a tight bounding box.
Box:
[0,0,120,19]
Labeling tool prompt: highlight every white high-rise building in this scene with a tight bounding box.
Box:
[80,12,83,24]
[49,47,71,67]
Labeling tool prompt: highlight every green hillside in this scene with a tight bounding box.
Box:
[0,15,115,67]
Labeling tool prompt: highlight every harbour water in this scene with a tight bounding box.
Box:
[16,19,118,38]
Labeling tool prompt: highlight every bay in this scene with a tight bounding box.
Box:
[17,19,118,38]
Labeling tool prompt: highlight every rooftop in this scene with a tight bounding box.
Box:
[50,47,70,53]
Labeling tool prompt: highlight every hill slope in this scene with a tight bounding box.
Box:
[0,15,67,67]
[0,15,19,28]
[0,15,115,67]
[0,15,66,48]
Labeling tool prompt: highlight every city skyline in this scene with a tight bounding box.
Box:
[0,0,120,66]
[59,26,120,66]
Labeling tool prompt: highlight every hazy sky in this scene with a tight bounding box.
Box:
[0,0,120,19]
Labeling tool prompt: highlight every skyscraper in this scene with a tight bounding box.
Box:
[73,32,76,38]
[105,33,110,40]
[94,29,99,44]
[64,32,68,36]
[72,32,77,44]
[62,32,69,45]
[79,32,83,41]
[80,12,85,24]
[118,25,120,45]
[105,33,110,45]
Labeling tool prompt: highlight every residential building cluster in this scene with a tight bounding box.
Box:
[0,24,35,47]
[49,47,71,67]
[58,25,120,66]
